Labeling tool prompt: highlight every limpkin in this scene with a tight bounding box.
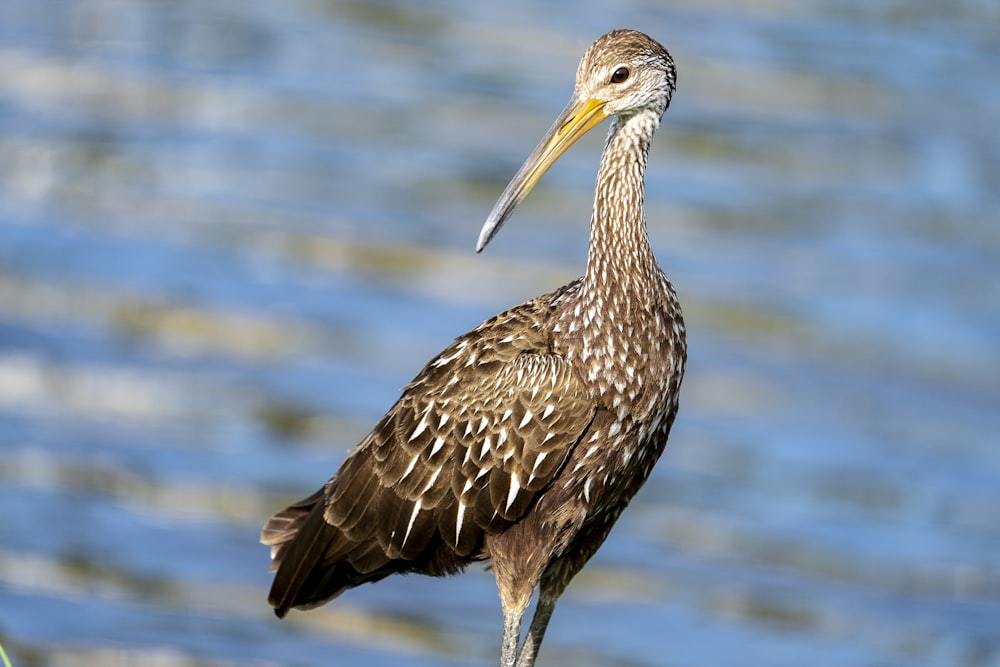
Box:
[262,29,685,667]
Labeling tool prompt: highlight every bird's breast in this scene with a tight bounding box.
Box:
[550,277,685,424]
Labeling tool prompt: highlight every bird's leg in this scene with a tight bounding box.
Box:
[489,531,544,667]
[500,609,524,667]
[513,559,574,667]
[513,594,556,667]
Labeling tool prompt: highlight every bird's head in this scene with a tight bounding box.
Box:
[574,29,676,119]
[477,29,675,252]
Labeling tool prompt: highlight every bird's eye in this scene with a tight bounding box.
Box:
[610,67,630,84]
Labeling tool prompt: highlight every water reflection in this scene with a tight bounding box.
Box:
[1,1,998,666]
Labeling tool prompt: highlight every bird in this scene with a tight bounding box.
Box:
[261,28,685,667]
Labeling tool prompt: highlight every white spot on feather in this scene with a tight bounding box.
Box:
[421,465,443,493]
[430,437,445,457]
[431,344,464,367]
[400,454,419,481]
[531,451,548,475]
[409,415,428,441]
[506,473,521,511]
[455,502,467,544]
[401,500,422,548]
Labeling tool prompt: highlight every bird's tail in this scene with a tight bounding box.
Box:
[261,443,478,617]
[261,489,348,617]
[262,482,413,618]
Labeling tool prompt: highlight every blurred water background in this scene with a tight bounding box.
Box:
[1,1,998,666]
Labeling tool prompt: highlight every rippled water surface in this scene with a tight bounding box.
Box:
[1,1,998,666]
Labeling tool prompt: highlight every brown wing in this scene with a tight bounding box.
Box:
[263,288,597,613]
[334,291,597,559]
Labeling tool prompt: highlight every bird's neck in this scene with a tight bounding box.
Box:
[584,110,661,294]
[550,107,681,419]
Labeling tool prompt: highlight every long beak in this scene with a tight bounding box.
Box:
[476,96,609,252]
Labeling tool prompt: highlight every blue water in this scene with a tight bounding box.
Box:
[1,1,998,666]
